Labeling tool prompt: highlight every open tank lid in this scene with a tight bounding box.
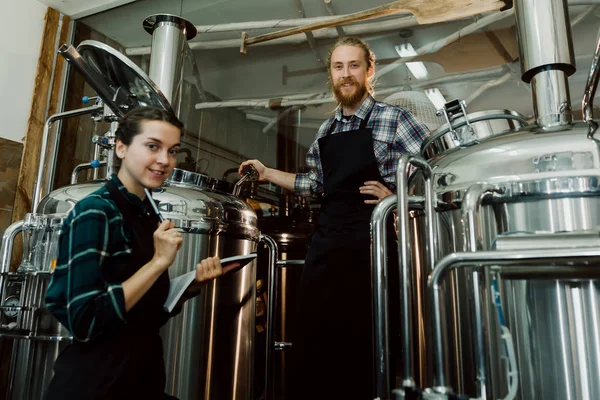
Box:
[58,40,174,118]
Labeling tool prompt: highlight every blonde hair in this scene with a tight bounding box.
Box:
[326,37,376,94]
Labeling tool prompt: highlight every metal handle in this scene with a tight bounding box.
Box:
[583,26,600,138]
[233,165,259,196]
[71,161,108,184]
[259,234,278,400]
[0,221,24,274]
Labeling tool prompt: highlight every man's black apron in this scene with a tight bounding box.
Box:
[293,108,395,400]
[44,181,173,400]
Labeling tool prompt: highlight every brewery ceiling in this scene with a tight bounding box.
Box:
[36,0,600,138]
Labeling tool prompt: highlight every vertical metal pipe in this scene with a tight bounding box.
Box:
[530,70,572,128]
[143,14,197,115]
[372,193,426,399]
[105,120,119,179]
[47,19,76,191]
[514,0,575,129]
[260,234,279,400]
[396,153,436,388]
[460,183,502,400]
[371,195,397,398]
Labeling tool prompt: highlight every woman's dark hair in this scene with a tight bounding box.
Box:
[115,106,184,145]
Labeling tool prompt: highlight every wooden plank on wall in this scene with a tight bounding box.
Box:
[10,8,69,268]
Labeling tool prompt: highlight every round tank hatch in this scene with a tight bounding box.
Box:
[62,40,174,118]
[421,109,527,159]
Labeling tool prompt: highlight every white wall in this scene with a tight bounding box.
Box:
[0,0,47,142]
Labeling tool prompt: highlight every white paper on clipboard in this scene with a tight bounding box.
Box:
[163,253,257,312]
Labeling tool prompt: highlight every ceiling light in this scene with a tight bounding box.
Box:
[424,88,447,110]
[394,43,429,80]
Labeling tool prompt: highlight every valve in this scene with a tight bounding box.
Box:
[82,95,100,105]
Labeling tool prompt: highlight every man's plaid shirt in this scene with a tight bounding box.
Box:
[294,95,429,197]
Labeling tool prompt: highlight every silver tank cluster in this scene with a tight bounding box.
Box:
[0,14,269,400]
[372,0,600,399]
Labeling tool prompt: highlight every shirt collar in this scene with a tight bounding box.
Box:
[334,94,375,122]
[109,174,148,212]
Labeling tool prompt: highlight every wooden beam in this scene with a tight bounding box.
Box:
[10,9,71,269]
[241,0,508,53]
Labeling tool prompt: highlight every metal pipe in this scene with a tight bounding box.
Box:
[32,105,103,213]
[371,194,397,398]
[371,194,425,399]
[531,69,573,128]
[323,0,346,37]
[260,234,279,400]
[71,161,108,184]
[46,18,76,193]
[195,63,512,110]
[514,0,575,129]
[462,184,500,253]
[396,154,436,388]
[461,183,503,399]
[106,121,118,179]
[0,221,24,273]
[92,142,101,181]
[144,14,197,116]
[428,248,600,394]
[126,16,419,55]
[582,25,600,137]
[376,9,514,80]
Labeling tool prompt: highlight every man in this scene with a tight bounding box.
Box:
[239,37,429,399]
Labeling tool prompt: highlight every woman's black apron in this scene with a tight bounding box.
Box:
[44,181,173,400]
[293,108,396,400]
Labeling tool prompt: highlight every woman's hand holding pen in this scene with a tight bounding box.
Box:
[151,220,183,271]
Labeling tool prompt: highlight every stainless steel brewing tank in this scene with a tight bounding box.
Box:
[160,174,259,400]
[412,121,600,399]
[404,108,528,394]
[36,172,260,400]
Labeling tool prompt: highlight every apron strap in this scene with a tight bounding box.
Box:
[326,104,374,136]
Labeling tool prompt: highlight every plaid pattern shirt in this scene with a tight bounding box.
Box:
[46,174,145,342]
[294,95,429,197]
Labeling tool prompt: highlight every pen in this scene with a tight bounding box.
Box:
[144,188,166,222]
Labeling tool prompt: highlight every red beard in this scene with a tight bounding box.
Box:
[332,77,368,108]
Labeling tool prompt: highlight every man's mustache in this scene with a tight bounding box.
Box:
[336,77,358,87]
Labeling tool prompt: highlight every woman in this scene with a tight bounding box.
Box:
[44,106,221,399]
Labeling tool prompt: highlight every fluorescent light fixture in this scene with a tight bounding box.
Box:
[394,43,429,80]
[425,88,447,109]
